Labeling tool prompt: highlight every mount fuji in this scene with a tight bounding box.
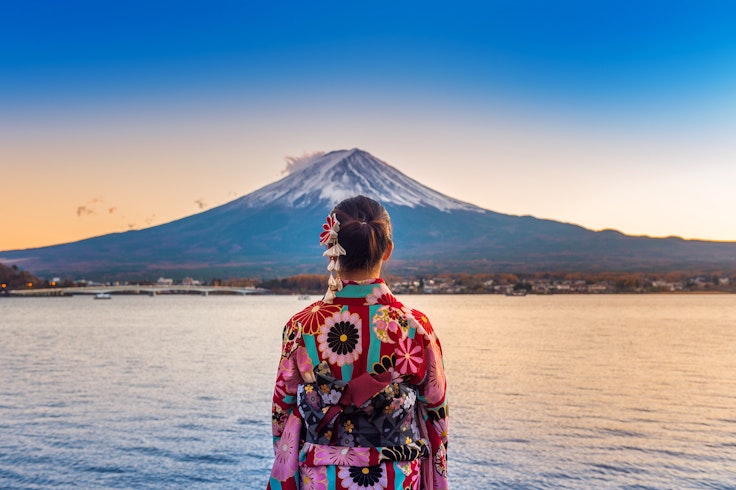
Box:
[2,148,736,280]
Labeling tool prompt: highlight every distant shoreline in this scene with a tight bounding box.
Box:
[4,266,735,296]
[4,288,734,298]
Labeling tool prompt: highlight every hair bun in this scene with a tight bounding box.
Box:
[332,196,392,273]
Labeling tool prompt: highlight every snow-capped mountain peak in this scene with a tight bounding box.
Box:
[5,149,736,280]
[239,148,485,212]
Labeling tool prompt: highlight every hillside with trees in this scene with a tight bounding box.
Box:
[0,263,45,294]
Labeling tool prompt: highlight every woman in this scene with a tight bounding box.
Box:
[268,195,449,490]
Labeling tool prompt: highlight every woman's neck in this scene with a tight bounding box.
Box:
[340,263,382,282]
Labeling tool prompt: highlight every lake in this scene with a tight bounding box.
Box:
[1,294,735,489]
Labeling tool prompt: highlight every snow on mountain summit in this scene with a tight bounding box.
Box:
[239,148,485,212]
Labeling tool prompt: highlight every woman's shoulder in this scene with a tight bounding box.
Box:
[402,304,436,338]
[287,299,343,335]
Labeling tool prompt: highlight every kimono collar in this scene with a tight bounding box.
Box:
[333,278,397,305]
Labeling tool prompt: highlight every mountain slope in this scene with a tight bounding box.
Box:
[2,149,735,279]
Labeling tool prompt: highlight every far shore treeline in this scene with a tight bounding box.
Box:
[0,263,45,293]
[2,262,735,295]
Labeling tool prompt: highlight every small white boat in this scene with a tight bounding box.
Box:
[94,293,112,300]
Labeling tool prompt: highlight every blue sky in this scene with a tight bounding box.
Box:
[6,1,736,110]
[2,0,736,249]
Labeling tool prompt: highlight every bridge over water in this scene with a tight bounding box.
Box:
[7,285,269,297]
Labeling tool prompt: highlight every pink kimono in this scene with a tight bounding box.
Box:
[267,279,449,489]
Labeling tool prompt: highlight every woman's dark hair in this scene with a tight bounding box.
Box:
[332,196,392,272]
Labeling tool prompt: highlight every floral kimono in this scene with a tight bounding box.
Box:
[268,279,449,490]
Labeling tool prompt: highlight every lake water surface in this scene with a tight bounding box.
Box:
[1,294,735,489]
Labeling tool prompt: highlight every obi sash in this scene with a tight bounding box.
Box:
[296,362,428,463]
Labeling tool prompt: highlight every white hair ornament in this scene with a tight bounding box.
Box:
[319,213,345,303]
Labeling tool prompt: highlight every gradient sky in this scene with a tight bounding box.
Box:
[3,0,736,251]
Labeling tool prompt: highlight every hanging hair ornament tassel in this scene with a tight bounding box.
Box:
[320,213,345,303]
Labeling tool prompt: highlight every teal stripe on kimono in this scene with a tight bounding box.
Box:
[303,334,320,367]
[366,304,382,369]
[341,362,353,381]
[268,478,282,490]
[392,463,405,490]
[335,283,377,298]
[326,465,337,490]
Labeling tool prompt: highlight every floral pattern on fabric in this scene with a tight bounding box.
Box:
[372,305,410,343]
[410,308,433,338]
[372,354,394,373]
[371,354,402,382]
[296,347,316,383]
[337,465,388,490]
[281,321,302,359]
[312,445,371,467]
[395,337,423,375]
[422,341,446,405]
[396,460,420,489]
[302,442,428,467]
[271,403,287,435]
[300,465,328,490]
[431,416,449,442]
[318,310,362,366]
[275,356,301,401]
[292,301,342,335]
[268,279,448,490]
[366,283,398,305]
[270,414,301,481]
[434,443,448,481]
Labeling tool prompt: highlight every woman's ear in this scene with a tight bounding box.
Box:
[382,241,394,262]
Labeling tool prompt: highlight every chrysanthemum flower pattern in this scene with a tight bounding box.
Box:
[300,465,328,490]
[337,465,387,490]
[410,308,434,338]
[312,445,370,467]
[292,301,342,335]
[395,337,423,375]
[318,310,362,366]
[270,414,301,481]
[432,417,449,441]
